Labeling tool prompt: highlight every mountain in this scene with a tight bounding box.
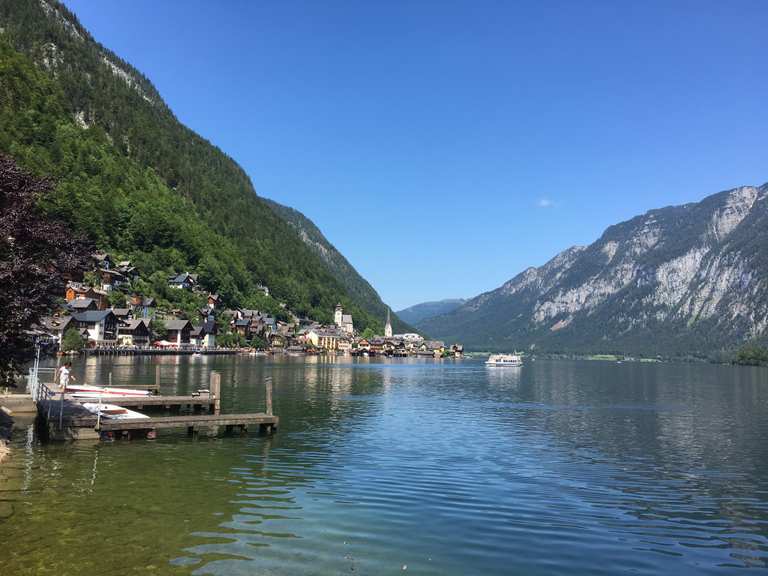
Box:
[0,0,394,329]
[397,299,466,326]
[264,199,414,333]
[420,184,768,357]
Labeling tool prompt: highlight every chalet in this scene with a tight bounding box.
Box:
[115,260,139,281]
[369,338,386,355]
[356,338,370,352]
[234,318,250,338]
[451,344,464,358]
[337,338,352,354]
[110,307,133,321]
[38,315,80,345]
[191,315,217,348]
[65,282,108,310]
[168,272,198,290]
[420,340,445,357]
[164,319,193,346]
[72,310,118,345]
[129,294,156,318]
[67,298,98,313]
[206,293,220,309]
[118,318,151,347]
[97,267,127,292]
[268,333,286,349]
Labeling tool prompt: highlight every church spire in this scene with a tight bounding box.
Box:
[384,308,393,338]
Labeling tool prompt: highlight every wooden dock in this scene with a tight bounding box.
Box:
[33,371,277,441]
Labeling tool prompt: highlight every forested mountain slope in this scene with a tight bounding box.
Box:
[420,185,768,356]
[0,0,393,329]
[265,199,414,333]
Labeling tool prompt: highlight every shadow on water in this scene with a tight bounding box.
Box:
[1,356,767,575]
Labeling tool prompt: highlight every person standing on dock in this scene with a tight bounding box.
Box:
[55,361,76,392]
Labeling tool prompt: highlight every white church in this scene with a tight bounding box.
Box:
[334,304,354,335]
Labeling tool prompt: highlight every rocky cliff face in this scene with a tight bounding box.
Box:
[419,184,768,355]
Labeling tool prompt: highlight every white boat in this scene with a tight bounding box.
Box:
[81,403,150,420]
[65,383,151,397]
[485,353,523,367]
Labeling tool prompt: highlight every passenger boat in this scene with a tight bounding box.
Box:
[65,383,152,397]
[81,403,150,420]
[485,353,523,367]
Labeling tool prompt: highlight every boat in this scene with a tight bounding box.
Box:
[81,403,150,420]
[65,383,152,397]
[485,353,523,367]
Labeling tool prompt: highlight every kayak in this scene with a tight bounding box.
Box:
[65,383,152,397]
[81,403,150,420]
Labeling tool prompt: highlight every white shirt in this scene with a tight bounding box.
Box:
[59,366,70,388]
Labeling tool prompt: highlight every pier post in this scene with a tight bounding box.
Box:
[265,377,273,416]
[155,365,161,391]
[210,372,221,415]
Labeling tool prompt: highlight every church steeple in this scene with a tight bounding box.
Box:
[384,308,392,338]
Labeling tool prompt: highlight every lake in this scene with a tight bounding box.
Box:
[1,356,768,575]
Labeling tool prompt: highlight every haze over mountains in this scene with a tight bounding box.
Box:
[417,184,768,356]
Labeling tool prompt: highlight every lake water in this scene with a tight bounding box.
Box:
[2,356,768,575]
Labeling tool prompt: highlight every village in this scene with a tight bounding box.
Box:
[33,251,464,359]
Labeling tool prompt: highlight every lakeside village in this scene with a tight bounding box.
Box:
[32,251,464,359]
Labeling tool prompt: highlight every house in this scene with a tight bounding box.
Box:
[356,338,370,353]
[256,284,269,296]
[337,338,352,354]
[192,315,217,348]
[67,298,98,313]
[369,338,386,355]
[65,282,108,310]
[421,340,445,357]
[71,310,118,345]
[268,333,286,349]
[168,272,198,290]
[38,315,78,345]
[164,319,193,346]
[118,318,151,347]
[129,295,156,318]
[97,267,127,292]
[110,307,133,321]
[115,260,139,281]
[207,293,220,309]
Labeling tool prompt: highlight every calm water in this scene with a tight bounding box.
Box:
[2,356,768,575]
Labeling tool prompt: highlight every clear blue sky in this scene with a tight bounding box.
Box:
[62,0,767,311]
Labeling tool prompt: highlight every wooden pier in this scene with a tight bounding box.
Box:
[32,371,277,441]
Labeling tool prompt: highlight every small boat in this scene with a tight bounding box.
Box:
[485,353,523,367]
[65,383,152,397]
[81,402,150,420]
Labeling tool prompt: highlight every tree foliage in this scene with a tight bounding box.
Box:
[61,327,84,352]
[0,154,90,385]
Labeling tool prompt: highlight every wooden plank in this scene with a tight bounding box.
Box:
[99,413,278,431]
[67,395,213,408]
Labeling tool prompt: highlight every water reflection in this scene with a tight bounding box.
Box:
[2,357,768,574]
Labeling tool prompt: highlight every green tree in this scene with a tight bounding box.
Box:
[61,327,84,353]
[151,318,167,341]
[361,327,376,340]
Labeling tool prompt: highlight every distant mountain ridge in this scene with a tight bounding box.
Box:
[397,299,466,326]
[420,184,768,356]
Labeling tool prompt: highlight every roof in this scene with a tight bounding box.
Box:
[190,326,203,337]
[69,298,95,309]
[39,315,74,332]
[72,310,115,323]
[164,319,192,330]
[120,319,149,331]
[111,308,131,316]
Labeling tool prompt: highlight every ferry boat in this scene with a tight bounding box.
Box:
[485,353,523,367]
